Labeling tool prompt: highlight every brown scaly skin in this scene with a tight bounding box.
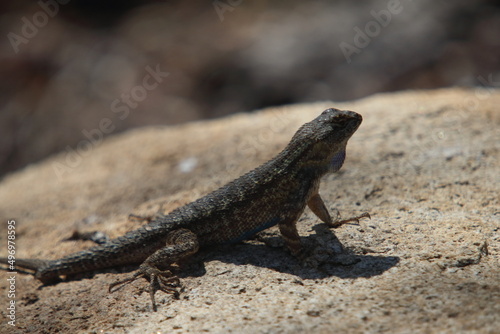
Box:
[0,108,369,311]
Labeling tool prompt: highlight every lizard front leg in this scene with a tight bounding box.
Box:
[307,193,370,227]
[109,228,199,311]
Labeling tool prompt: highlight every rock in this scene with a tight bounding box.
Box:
[0,88,498,333]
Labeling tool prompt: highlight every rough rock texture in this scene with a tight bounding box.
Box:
[0,88,498,333]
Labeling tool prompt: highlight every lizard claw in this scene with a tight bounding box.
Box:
[128,204,166,224]
[109,265,181,311]
[108,271,142,293]
[147,271,181,311]
[128,214,154,223]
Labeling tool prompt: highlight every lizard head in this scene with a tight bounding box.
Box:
[312,108,362,144]
[289,108,362,173]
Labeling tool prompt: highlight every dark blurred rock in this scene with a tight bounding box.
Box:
[0,1,499,177]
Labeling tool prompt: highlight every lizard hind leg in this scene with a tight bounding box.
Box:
[108,228,200,311]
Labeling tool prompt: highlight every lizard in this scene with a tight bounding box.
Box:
[0,108,369,311]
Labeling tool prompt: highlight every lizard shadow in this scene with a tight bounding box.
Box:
[26,225,398,285]
[183,225,400,281]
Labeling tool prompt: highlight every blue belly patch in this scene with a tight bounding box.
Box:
[331,150,346,172]
[226,217,280,244]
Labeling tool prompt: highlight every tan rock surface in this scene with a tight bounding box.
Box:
[0,88,498,333]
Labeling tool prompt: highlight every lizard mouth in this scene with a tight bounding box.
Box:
[334,111,362,127]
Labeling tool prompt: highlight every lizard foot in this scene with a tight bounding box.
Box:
[128,204,166,224]
[128,213,154,223]
[328,212,371,228]
[109,264,181,311]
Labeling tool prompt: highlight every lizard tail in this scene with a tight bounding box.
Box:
[0,257,50,273]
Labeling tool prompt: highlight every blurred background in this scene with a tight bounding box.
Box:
[0,0,499,178]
